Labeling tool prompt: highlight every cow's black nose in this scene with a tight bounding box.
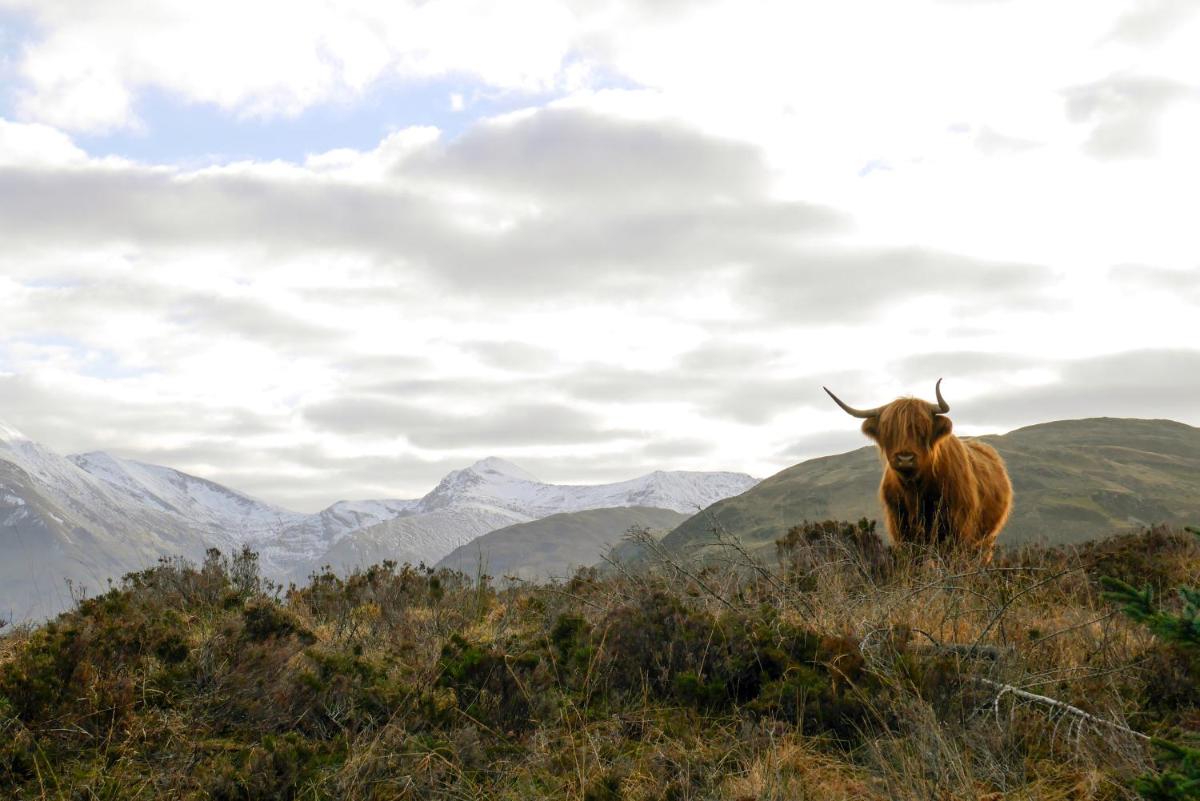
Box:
[896,452,915,465]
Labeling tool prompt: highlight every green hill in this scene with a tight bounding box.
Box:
[435,506,689,580]
[659,417,1200,555]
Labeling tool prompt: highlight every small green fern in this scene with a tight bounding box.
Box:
[1104,526,1200,801]
[1100,576,1200,649]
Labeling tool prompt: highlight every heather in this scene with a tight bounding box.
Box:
[2,524,1199,800]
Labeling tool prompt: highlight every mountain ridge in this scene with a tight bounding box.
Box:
[436,506,690,581]
[656,417,1200,558]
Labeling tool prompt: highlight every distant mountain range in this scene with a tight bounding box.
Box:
[657,418,1200,559]
[7,416,1197,623]
[0,421,757,621]
[288,458,755,582]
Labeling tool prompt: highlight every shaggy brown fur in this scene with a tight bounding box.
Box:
[827,388,1013,562]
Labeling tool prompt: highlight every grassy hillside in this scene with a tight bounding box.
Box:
[3,526,1198,799]
[436,506,689,581]
[660,417,1200,556]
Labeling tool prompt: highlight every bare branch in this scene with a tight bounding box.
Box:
[974,676,1149,742]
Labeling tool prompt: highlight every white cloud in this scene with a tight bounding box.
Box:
[1106,0,1200,46]
[0,106,1058,503]
[1,1,1198,508]
[4,0,587,132]
[0,117,87,165]
[1064,73,1193,158]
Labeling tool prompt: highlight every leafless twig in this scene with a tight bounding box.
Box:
[626,525,738,612]
[974,676,1149,742]
[702,510,817,616]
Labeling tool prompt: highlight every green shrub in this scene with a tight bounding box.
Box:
[548,612,593,679]
[291,644,413,733]
[600,590,722,697]
[583,770,624,801]
[1089,525,1200,597]
[201,733,339,801]
[437,633,544,733]
[595,588,878,739]
[776,518,890,584]
[0,590,193,725]
[242,597,314,644]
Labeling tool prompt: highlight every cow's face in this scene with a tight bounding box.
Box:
[823,380,954,482]
[861,399,953,480]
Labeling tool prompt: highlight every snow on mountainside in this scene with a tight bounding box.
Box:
[0,419,26,441]
[0,422,757,621]
[1,430,247,622]
[0,432,236,556]
[415,457,758,517]
[69,452,303,533]
[66,452,421,577]
[320,499,422,531]
[0,426,423,620]
[250,498,423,581]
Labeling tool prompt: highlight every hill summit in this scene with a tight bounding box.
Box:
[658,417,1200,556]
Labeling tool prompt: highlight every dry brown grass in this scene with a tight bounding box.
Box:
[1,527,1196,799]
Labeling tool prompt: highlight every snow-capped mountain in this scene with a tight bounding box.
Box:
[0,421,758,621]
[415,457,757,517]
[0,423,423,620]
[1,424,241,623]
[69,451,304,535]
[65,451,421,582]
[307,458,759,574]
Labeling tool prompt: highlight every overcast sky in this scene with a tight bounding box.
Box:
[0,0,1197,511]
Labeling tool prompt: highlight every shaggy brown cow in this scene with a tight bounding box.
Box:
[823,379,1012,562]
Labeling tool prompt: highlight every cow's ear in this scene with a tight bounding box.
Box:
[861,417,879,440]
[932,415,953,443]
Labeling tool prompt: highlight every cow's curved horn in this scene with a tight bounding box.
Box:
[928,377,950,415]
[823,387,883,419]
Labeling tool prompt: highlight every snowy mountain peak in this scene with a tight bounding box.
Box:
[0,419,28,442]
[467,457,539,482]
[414,457,759,519]
[68,450,300,530]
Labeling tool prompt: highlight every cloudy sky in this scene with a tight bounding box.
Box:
[0,0,1197,510]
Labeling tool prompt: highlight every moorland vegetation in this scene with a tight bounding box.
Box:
[2,522,1200,800]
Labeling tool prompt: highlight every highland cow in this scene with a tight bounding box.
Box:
[823,379,1012,562]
